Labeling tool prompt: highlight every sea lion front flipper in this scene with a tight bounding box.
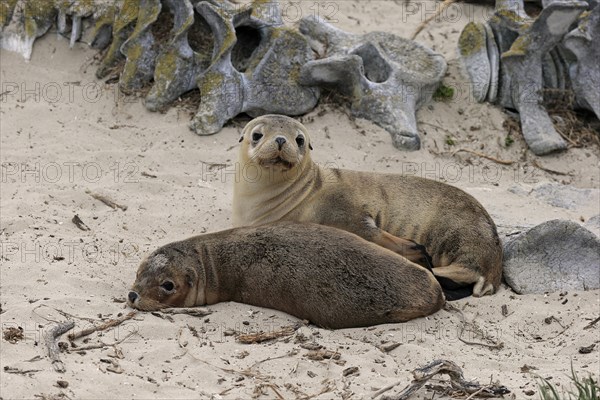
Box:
[371,229,433,269]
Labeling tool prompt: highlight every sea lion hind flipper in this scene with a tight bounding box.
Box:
[432,264,495,297]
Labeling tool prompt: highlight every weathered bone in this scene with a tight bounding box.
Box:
[459,0,596,156]
[0,0,116,61]
[0,1,57,60]
[56,0,95,48]
[119,0,162,93]
[1,0,450,146]
[90,2,119,50]
[189,1,319,135]
[501,1,587,154]
[564,4,600,118]
[96,0,139,79]
[145,0,211,111]
[299,16,446,151]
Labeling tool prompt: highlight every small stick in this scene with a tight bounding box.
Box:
[459,335,504,350]
[250,351,298,370]
[69,331,138,351]
[378,342,401,353]
[31,305,98,324]
[465,385,492,400]
[68,311,136,341]
[45,321,75,373]
[555,127,580,147]
[419,121,457,136]
[445,303,504,349]
[238,326,296,344]
[305,349,341,361]
[86,190,128,211]
[584,316,600,330]
[532,160,572,176]
[3,366,43,375]
[160,308,212,318]
[267,383,285,400]
[411,0,458,40]
[371,380,404,399]
[219,387,236,396]
[452,148,515,165]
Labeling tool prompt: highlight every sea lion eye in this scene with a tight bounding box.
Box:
[160,281,175,292]
[296,136,305,147]
[252,132,263,142]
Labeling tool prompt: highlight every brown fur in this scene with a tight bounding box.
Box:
[127,222,444,329]
[232,115,503,297]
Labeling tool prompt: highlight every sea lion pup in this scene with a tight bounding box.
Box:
[127,222,444,329]
[232,115,503,298]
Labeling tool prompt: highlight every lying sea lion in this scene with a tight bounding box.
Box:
[232,115,503,297]
[127,222,444,329]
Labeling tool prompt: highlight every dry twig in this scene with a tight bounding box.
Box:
[452,148,515,165]
[45,321,75,373]
[374,360,509,400]
[411,0,458,40]
[305,349,341,361]
[3,366,43,375]
[532,160,572,176]
[160,307,212,318]
[445,303,504,349]
[583,316,600,330]
[68,312,136,341]
[85,190,128,211]
[69,331,138,352]
[237,325,296,344]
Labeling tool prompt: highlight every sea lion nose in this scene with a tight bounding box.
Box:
[275,136,286,150]
[128,291,138,303]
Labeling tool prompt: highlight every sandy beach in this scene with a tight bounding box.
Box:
[1,1,599,399]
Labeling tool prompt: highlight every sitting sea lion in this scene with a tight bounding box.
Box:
[232,115,503,297]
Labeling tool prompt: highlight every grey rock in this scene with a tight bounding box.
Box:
[531,182,595,210]
[299,16,446,151]
[584,215,600,237]
[507,184,531,197]
[503,219,600,294]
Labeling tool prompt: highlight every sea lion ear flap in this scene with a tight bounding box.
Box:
[185,267,197,288]
[238,134,244,143]
[309,143,313,150]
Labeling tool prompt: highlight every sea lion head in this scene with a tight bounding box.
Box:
[239,115,313,172]
[127,243,201,311]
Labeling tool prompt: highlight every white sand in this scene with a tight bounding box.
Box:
[1,1,598,399]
